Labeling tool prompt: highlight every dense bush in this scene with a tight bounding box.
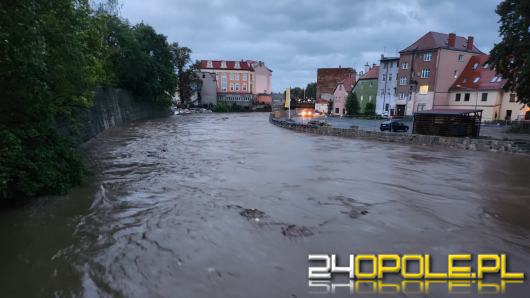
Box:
[211,102,248,113]
[0,0,178,201]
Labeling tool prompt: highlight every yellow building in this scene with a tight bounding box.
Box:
[448,55,529,121]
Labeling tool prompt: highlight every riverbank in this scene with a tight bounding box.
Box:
[269,114,530,154]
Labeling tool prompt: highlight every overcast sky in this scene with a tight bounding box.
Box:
[119,0,502,92]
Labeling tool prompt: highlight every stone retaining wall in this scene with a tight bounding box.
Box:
[269,115,530,154]
[57,87,171,144]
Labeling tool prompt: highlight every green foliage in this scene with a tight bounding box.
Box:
[488,0,530,106]
[290,87,304,99]
[305,82,317,100]
[171,43,200,106]
[211,102,247,113]
[345,92,360,115]
[364,101,375,115]
[0,0,180,201]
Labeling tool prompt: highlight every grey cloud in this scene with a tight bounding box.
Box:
[120,0,501,91]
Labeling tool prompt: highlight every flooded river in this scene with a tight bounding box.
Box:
[1,113,529,297]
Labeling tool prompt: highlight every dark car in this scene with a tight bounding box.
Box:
[380,120,409,132]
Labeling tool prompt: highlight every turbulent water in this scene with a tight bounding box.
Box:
[1,113,529,297]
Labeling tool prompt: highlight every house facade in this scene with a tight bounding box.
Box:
[332,77,355,116]
[316,67,356,101]
[448,55,530,121]
[396,32,484,117]
[193,71,217,106]
[199,60,272,106]
[351,65,379,114]
[315,99,329,114]
[375,55,399,116]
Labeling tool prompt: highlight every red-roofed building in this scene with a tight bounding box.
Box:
[396,32,485,116]
[349,65,380,115]
[332,77,356,116]
[316,67,356,101]
[447,55,529,121]
[199,60,272,105]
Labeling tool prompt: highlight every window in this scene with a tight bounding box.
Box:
[481,93,488,102]
[360,95,364,101]
[335,108,339,113]
[400,76,407,85]
[423,52,432,61]
[369,95,372,101]
[401,62,409,69]
[234,61,240,69]
[221,73,227,91]
[230,72,234,80]
[472,63,479,70]
[206,61,213,68]
[388,74,392,81]
[510,94,516,102]
[455,93,461,101]
[490,76,498,83]
[221,61,227,68]
[505,110,512,120]
[400,92,407,100]
[243,73,248,81]
[473,77,480,83]
[419,85,429,94]
[464,93,470,101]
[235,83,240,91]
[235,73,240,80]
[458,54,464,62]
[420,69,430,78]
[230,83,234,91]
[382,74,386,81]
[462,78,468,83]
[242,84,247,91]
[453,70,458,78]
[385,104,389,111]
[381,88,385,94]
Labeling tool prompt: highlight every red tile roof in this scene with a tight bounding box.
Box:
[200,60,254,71]
[400,32,484,54]
[450,55,506,91]
[360,66,379,80]
[336,77,356,93]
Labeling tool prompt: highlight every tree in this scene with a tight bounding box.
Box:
[290,87,304,99]
[364,101,375,115]
[171,43,200,106]
[345,92,360,115]
[305,82,317,100]
[0,0,103,199]
[488,0,530,106]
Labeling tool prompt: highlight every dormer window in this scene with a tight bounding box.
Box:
[221,61,227,68]
[462,78,468,83]
[472,63,479,70]
[235,61,240,69]
[490,76,498,83]
[473,77,480,83]
[206,60,213,68]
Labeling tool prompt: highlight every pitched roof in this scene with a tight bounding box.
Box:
[360,66,379,80]
[400,32,484,54]
[450,55,506,91]
[335,77,356,93]
[200,60,254,71]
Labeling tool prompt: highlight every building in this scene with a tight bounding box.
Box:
[314,99,329,114]
[396,32,484,117]
[199,60,273,106]
[375,55,400,116]
[193,71,217,106]
[448,55,530,121]
[331,77,355,116]
[351,65,379,114]
[316,67,356,101]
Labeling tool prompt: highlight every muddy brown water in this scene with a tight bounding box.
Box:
[0,113,529,297]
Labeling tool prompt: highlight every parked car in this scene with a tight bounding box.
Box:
[380,120,409,132]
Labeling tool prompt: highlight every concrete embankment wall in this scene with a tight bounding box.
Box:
[269,114,530,154]
[58,87,171,144]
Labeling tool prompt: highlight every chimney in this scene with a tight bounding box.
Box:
[448,33,456,47]
[364,62,369,74]
[381,54,384,60]
[466,36,474,50]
